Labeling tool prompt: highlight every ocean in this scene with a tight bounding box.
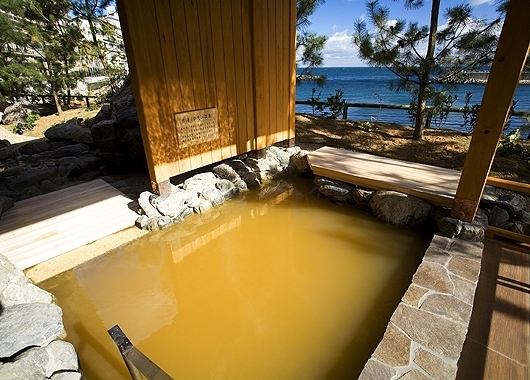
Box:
[295,67,530,133]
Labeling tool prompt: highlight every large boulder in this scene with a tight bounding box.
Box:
[111,76,138,128]
[0,254,52,307]
[90,77,146,170]
[2,99,39,125]
[370,190,432,228]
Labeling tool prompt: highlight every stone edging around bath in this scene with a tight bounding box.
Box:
[358,234,483,380]
[0,253,82,378]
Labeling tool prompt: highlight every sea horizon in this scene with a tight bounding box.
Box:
[295,67,530,132]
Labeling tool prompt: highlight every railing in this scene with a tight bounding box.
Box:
[295,100,529,122]
[20,94,100,108]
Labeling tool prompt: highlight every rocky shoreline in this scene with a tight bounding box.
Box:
[0,254,81,379]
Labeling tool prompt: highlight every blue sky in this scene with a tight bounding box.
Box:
[304,0,503,66]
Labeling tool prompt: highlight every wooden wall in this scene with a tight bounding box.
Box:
[116,0,296,193]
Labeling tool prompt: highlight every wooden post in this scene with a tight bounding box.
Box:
[451,0,530,222]
[342,105,348,120]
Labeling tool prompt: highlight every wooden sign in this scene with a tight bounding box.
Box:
[174,108,220,148]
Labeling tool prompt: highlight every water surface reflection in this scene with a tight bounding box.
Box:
[41,178,431,379]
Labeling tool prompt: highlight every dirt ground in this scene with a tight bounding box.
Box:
[295,114,530,184]
[5,105,530,185]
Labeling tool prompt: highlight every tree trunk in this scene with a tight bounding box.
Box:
[52,89,63,116]
[413,84,427,139]
[412,0,441,140]
[86,10,118,92]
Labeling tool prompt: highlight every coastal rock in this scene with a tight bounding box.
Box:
[91,104,111,126]
[352,187,374,207]
[498,193,525,213]
[2,99,39,125]
[50,143,90,159]
[0,303,65,358]
[0,254,53,307]
[288,150,310,174]
[0,147,17,161]
[0,346,48,379]
[488,205,510,227]
[370,190,432,227]
[138,191,162,218]
[438,217,462,238]
[213,163,239,181]
[227,160,260,189]
[267,146,291,170]
[152,191,193,218]
[0,196,14,217]
[7,167,60,191]
[91,120,118,149]
[216,178,239,200]
[44,123,82,141]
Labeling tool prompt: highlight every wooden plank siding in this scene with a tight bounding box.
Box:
[116,0,296,193]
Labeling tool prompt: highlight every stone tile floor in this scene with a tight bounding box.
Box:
[358,235,530,380]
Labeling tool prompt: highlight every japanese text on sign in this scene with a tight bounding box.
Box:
[174,108,219,148]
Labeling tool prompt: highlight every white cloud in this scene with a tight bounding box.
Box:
[468,0,494,5]
[322,29,365,66]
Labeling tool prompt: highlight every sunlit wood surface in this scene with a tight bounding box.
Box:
[0,179,139,270]
[457,239,530,379]
[308,146,461,207]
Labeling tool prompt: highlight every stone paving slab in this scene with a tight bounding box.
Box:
[358,235,483,380]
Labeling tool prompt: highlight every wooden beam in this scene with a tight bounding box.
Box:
[451,0,530,222]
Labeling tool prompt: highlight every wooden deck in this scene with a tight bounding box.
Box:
[308,146,461,207]
[457,238,530,379]
[0,179,139,270]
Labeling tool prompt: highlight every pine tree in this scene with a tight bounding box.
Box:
[0,0,43,106]
[70,0,125,93]
[23,0,84,115]
[296,0,327,85]
[353,0,500,139]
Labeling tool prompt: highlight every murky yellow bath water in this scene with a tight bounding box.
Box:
[41,178,430,380]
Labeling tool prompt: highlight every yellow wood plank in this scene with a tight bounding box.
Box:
[485,226,530,244]
[231,0,250,154]
[267,0,277,146]
[486,177,530,195]
[121,0,180,185]
[208,0,232,161]
[219,0,238,156]
[0,180,138,270]
[155,0,186,175]
[240,0,256,152]
[308,146,460,207]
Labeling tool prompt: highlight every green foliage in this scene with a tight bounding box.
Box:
[352,0,500,139]
[296,0,327,85]
[430,93,457,129]
[497,129,530,165]
[320,89,345,119]
[461,91,479,131]
[12,113,40,134]
[86,102,99,112]
[0,0,44,103]
[461,92,519,132]
[20,0,84,114]
[307,88,323,114]
[70,0,127,94]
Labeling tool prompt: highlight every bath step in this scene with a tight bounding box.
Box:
[308,146,461,207]
[0,179,139,270]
